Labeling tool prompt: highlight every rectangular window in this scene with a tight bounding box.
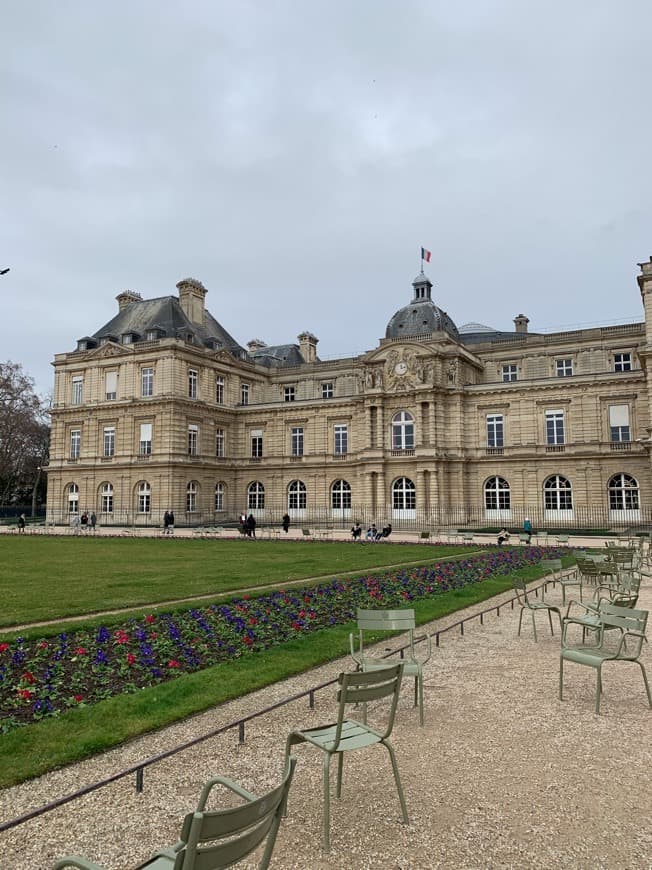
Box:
[486,414,504,448]
[322,382,334,399]
[241,383,249,405]
[216,428,225,458]
[103,426,115,457]
[614,352,632,372]
[609,404,631,442]
[251,429,263,458]
[545,410,565,445]
[555,359,573,377]
[284,386,296,402]
[216,376,225,404]
[215,484,224,511]
[141,367,154,397]
[70,429,81,459]
[71,376,83,405]
[334,424,348,455]
[105,371,117,400]
[502,364,517,383]
[291,427,304,456]
[139,422,152,456]
[188,369,198,399]
[188,424,199,456]
[138,489,150,513]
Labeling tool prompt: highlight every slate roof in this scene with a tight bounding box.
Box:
[91,296,246,356]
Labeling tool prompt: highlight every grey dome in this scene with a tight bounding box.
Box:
[385,272,459,340]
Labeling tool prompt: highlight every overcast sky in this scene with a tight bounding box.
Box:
[3,0,652,396]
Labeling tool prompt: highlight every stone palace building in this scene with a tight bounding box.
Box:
[45,259,652,529]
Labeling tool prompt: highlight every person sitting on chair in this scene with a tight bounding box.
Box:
[366,524,377,541]
[351,522,362,540]
[380,523,392,540]
[497,528,510,546]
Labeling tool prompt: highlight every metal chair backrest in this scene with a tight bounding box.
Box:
[173,758,297,870]
[600,604,648,659]
[334,664,403,744]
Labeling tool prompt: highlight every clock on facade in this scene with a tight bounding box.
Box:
[394,361,408,375]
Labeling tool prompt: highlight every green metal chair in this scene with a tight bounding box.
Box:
[513,578,562,642]
[555,534,570,546]
[562,589,640,646]
[419,530,431,542]
[559,604,652,714]
[52,757,297,870]
[285,664,408,852]
[543,557,584,604]
[350,608,432,725]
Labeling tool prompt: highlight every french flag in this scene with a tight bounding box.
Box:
[421,247,431,262]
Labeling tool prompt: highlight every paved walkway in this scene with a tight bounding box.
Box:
[2,565,651,869]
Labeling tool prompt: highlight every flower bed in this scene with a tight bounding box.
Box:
[0,548,557,733]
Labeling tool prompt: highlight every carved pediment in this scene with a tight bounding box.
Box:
[363,345,434,392]
[85,342,131,360]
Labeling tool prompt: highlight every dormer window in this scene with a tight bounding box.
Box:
[122,334,132,344]
[145,330,158,341]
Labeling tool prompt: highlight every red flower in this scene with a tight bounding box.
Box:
[74,694,84,702]
[168,659,181,668]
[18,689,32,700]
[243,636,254,646]
[150,632,158,639]
[114,630,129,645]
[249,617,257,625]
[126,653,136,665]
[0,642,9,653]
[38,641,49,649]
[243,594,250,600]
[74,647,87,656]
[22,671,35,684]
[145,615,155,624]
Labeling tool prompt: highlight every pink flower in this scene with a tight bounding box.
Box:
[145,615,155,624]
[168,659,181,669]
[74,647,87,656]
[0,642,9,653]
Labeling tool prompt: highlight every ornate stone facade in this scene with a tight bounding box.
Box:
[45,261,652,529]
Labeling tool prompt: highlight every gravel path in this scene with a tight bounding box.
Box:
[2,575,651,869]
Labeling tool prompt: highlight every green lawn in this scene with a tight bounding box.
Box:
[0,536,467,628]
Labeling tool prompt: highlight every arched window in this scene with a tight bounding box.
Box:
[67,483,79,514]
[484,476,510,511]
[331,479,351,510]
[215,482,225,511]
[544,475,573,510]
[186,481,198,513]
[137,481,151,513]
[608,473,639,511]
[392,411,415,450]
[248,481,265,510]
[288,480,307,510]
[100,482,112,514]
[392,477,416,511]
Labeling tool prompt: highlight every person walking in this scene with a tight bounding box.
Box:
[90,511,97,532]
[523,517,532,544]
[18,513,26,534]
[282,513,290,534]
[168,511,175,534]
[80,512,88,532]
[246,513,256,538]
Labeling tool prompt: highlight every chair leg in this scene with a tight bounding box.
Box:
[382,739,409,824]
[322,751,333,852]
[547,608,554,636]
[559,656,564,700]
[413,676,418,709]
[531,610,538,642]
[336,751,344,798]
[518,608,524,636]
[636,661,652,708]
[595,666,602,715]
[417,675,424,727]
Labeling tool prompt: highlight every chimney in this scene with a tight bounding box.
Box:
[513,314,529,334]
[247,339,267,353]
[116,290,142,311]
[298,331,319,363]
[176,278,207,326]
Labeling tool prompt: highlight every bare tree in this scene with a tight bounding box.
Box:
[0,362,50,512]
